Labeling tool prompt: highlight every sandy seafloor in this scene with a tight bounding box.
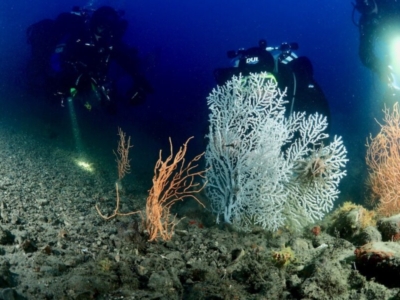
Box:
[0,89,400,299]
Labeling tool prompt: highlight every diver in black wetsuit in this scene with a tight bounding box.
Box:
[353,0,400,89]
[214,40,331,127]
[26,6,153,111]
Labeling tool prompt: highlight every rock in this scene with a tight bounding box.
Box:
[148,272,171,290]
[299,257,349,299]
[0,288,18,300]
[20,240,37,253]
[328,202,376,243]
[0,229,13,245]
[165,251,183,261]
[353,226,382,246]
[377,214,400,241]
[147,269,181,293]
[64,259,77,267]
[35,198,49,206]
[0,261,13,288]
[10,214,19,225]
[355,241,400,288]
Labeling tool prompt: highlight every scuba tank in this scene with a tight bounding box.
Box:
[213,39,331,127]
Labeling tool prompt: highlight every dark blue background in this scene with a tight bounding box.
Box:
[0,0,391,202]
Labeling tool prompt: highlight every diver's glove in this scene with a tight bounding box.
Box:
[127,81,154,105]
[127,87,147,105]
[53,91,68,107]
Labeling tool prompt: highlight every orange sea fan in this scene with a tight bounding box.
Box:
[366,103,400,216]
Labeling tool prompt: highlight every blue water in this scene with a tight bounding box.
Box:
[0,0,392,202]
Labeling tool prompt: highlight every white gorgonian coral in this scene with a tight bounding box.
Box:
[205,73,348,231]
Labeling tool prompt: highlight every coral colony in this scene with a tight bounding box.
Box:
[205,73,348,231]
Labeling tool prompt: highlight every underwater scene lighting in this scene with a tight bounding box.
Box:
[390,36,400,69]
[67,97,84,154]
[74,159,95,172]
[389,36,400,90]
[67,97,94,172]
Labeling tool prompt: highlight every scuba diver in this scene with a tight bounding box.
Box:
[26,6,153,111]
[353,0,400,90]
[214,39,331,127]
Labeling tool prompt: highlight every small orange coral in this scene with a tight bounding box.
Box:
[392,232,400,242]
[311,225,321,236]
[272,247,295,267]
